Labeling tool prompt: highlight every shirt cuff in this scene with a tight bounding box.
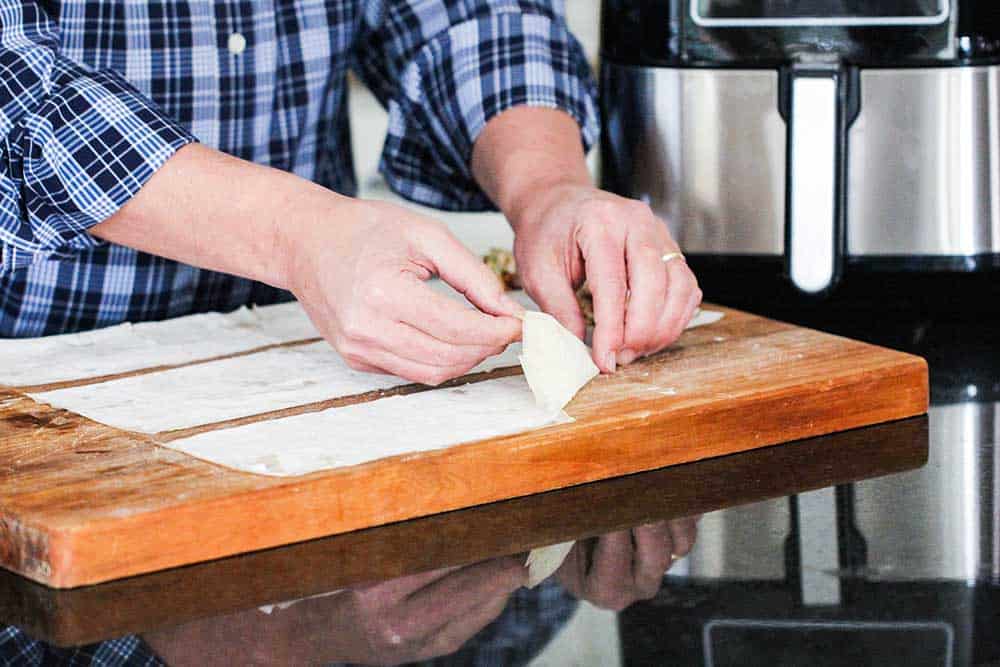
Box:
[0,59,197,273]
[379,11,600,212]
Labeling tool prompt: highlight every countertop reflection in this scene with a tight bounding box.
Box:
[0,415,927,662]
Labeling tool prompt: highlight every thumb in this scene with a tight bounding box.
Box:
[417,226,524,319]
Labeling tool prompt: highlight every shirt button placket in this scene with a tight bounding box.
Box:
[227,32,247,56]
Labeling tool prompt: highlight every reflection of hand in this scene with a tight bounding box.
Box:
[326,556,526,664]
[556,517,699,611]
[143,556,526,666]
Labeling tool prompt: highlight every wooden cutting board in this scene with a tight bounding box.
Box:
[0,305,927,588]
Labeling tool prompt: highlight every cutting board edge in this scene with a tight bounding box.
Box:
[24,355,928,589]
[0,512,59,586]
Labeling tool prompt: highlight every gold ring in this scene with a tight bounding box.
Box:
[661,252,684,264]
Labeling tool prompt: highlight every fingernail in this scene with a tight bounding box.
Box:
[605,351,617,373]
[618,348,637,366]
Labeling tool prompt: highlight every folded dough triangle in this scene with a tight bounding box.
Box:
[518,311,600,415]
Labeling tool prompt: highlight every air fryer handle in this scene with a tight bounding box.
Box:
[784,68,846,295]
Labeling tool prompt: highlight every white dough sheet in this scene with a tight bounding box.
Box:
[168,376,569,476]
[0,301,318,387]
[18,285,725,478]
[29,340,523,434]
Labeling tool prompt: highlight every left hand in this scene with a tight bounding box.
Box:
[512,184,702,373]
[555,517,699,611]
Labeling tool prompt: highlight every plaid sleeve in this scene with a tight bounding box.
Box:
[354,0,599,212]
[1,625,164,666]
[0,1,196,274]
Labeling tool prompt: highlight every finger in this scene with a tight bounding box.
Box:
[523,254,588,340]
[416,591,512,661]
[415,227,525,319]
[620,234,670,364]
[394,276,523,347]
[632,523,673,598]
[648,262,701,354]
[347,358,387,374]
[668,517,699,559]
[376,321,503,369]
[552,540,589,599]
[400,557,526,634]
[578,224,628,373]
[352,565,463,599]
[585,530,636,611]
[341,343,479,386]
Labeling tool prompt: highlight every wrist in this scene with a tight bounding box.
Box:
[470,106,591,231]
[503,179,596,241]
[505,179,590,235]
[272,187,364,295]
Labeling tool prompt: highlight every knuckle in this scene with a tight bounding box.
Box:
[629,322,658,347]
[637,582,661,601]
[422,368,452,386]
[360,281,390,308]
[415,219,452,247]
[578,197,615,220]
[580,206,626,237]
[343,588,368,610]
[624,199,652,219]
[652,550,674,572]
[658,328,683,350]
[373,620,405,649]
[343,355,368,371]
[337,343,369,369]
[673,540,693,558]
[586,583,628,612]
[435,346,461,366]
[485,282,507,307]
[431,634,464,657]
[339,316,371,343]
[437,346,470,368]
[639,243,665,265]
[599,592,633,612]
[673,527,697,557]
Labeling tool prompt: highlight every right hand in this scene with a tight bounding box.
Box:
[287,199,524,385]
[143,556,527,666]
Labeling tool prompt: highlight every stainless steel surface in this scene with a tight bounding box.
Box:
[797,486,842,604]
[854,401,999,583]
[684,401,999,583]
[601,64,786,255]
[603,62,1000,262]
[788,74,838,293]
[848,66,1000,258]
[685,497,789,580]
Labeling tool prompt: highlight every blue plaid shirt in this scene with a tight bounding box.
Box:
[0,0,596,661]
[0,0,597,337]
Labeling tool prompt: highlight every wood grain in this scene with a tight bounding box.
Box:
[0,415,929,647]
[0,305,928,588]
